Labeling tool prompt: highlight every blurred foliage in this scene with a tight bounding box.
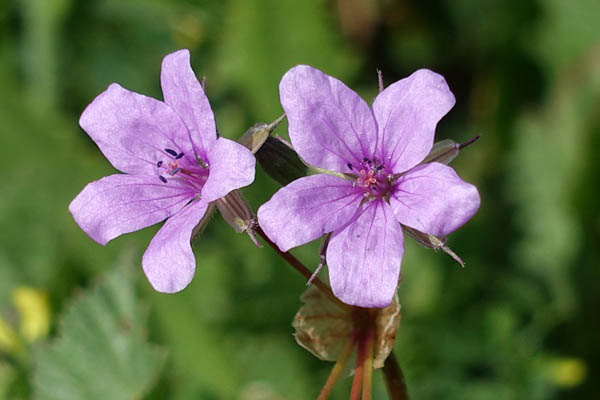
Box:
[34,263,164,400]
[0,0,599,399]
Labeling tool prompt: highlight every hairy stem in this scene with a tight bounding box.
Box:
[382,351,409,400]
[254,226,349,310]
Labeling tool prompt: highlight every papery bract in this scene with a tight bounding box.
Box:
[258,65,480,307]
[69,49,255,293]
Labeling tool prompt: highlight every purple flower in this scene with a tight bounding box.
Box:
[69,49,255,293]
[258,66,480,308]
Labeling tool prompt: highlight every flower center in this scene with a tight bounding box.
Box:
[347,157,390,199]
[156,148,209,192]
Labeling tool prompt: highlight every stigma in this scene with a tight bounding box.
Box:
[348,157,390,198]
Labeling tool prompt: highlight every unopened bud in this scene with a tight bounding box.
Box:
[238,114,286,154]
[422,135,480,165]
[238,123,270,154]
[402,225,465,267]
[216,190,260,246]
[422,139,460,165]
[256,136,308,186]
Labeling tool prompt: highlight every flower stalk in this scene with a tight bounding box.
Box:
[317,339,356,400]
[382,351,409,400]
[254,225,349,310]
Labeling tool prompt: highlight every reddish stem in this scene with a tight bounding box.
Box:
[361,325,375,400]
[382,351,409,400]
[350,309,376,400]
[317,339,356,400]
[350,339,366,400]
[254,225,349,310]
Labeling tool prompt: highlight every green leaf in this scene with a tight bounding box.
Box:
[33,265,164,400]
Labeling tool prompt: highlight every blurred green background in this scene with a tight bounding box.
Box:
[1,0,599,398]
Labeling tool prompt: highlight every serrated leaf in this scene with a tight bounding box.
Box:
[33,266,164,400]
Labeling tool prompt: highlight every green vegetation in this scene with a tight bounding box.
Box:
[1,0,598,398]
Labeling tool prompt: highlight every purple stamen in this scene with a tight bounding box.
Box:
[175,152,184,159]
[347,163,353,170]
[169,167,181,176]
[376,165,384,171]
[363,157,371,164]
[164,148,178,157]
[157,160,163,168]
[159,175,167,183]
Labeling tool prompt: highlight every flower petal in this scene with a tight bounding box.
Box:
[280,65,378,172]
[79,83,194,175]
[327,200,404,308]
[201,137,256,203]
[373,69,455,173]
[69,174,194,245]
[257,174,363,252]
[390,162,480,236]
[161,49,217,160]
[142,199,209,293]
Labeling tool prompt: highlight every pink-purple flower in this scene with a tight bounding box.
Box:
[69,49,255,293]
[258,66,480,308]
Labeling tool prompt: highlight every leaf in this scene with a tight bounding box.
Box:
[292,285,353,362]
[292,286,401,369]
[33,265,164,400]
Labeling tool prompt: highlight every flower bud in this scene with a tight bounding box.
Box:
[216,190,253,233]
[238,114,286,154]
[256,136,308,186]
[402,225,465,267]
[238,123,270,154]
[422,136,480,165]
[422,139,460,165]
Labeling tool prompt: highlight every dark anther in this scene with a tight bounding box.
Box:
[347,163,353,170]
[175,152,184,159]
[376,165,384,171]
[164,148,178,157]
[363,157,371,164]
[159,175,168,183]
[156,160,163,168]
[370,185,378,191]
[169,167,181,176]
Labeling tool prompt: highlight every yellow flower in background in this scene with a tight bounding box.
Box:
[547,357,588,388]
[0,318,21,355]
[12,287,51,343]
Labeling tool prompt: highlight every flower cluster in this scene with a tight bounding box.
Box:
[70,50,479,308]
